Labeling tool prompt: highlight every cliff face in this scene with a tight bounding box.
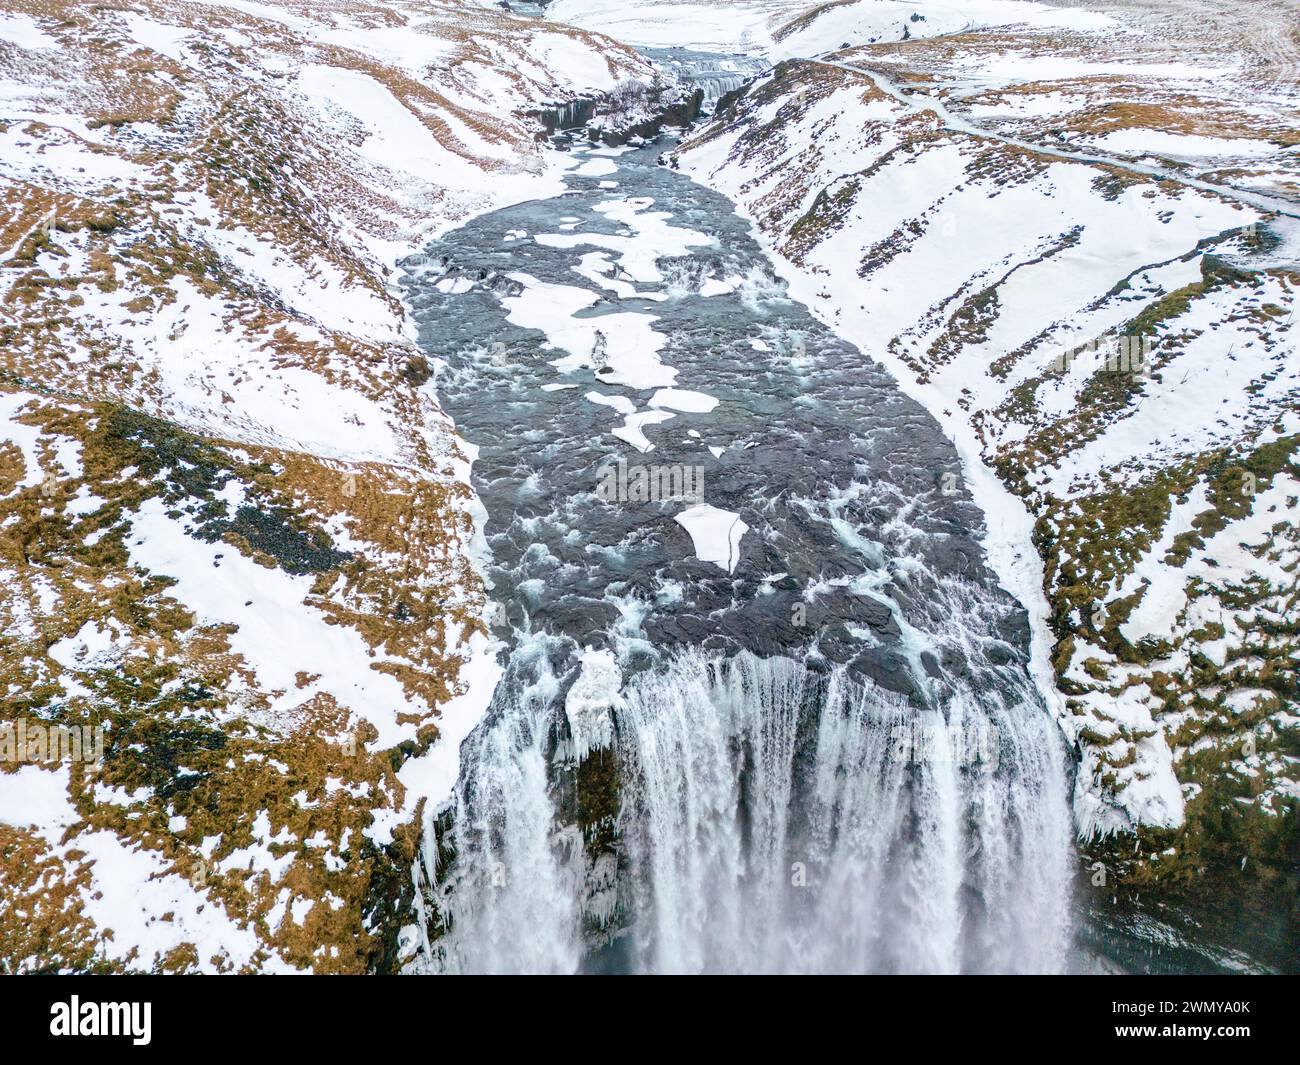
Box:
[0,0,652,973]
[673,1,1298,967]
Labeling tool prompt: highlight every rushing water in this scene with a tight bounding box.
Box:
[399,126,1073,973]
[639,48,770,109]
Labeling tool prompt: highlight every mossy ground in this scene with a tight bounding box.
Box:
[0,386,485,971]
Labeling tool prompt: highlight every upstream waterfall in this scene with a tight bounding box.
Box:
[402,122,1074,973]
[638,48,770,110]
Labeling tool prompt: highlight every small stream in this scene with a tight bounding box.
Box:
[398,110,1073,973]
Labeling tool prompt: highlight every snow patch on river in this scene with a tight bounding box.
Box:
[674,503,749,572]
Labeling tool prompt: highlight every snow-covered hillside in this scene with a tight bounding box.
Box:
[0,0,652,972]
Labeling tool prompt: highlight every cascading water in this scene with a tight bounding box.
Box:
[401,111,1074,973]
[614,645,1069,974]
[425,594,1070,974]
[427,643,587,975]
[638,48,770,111]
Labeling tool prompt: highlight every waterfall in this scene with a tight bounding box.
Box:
[692,71,755,108]
[424,642,586,975]
[424,619,1072,974]
[616,649,1071,973]
[636,48,771,114]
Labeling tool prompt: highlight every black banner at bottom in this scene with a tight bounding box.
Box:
[0,974,1289,1053]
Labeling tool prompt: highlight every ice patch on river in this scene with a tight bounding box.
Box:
[648,387,718,413]
[502,272,675,388]
[613,408,675,452]
[674,503,748,572]
[535,194,715,283]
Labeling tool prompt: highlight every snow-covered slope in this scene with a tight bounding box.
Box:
[769,0,1113,58]
[0,0,652,972]
[546,0,804,52]
[547,0,1109,55]
[666,0,1298,962]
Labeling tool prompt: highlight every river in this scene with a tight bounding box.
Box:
[398,112,1074,973]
